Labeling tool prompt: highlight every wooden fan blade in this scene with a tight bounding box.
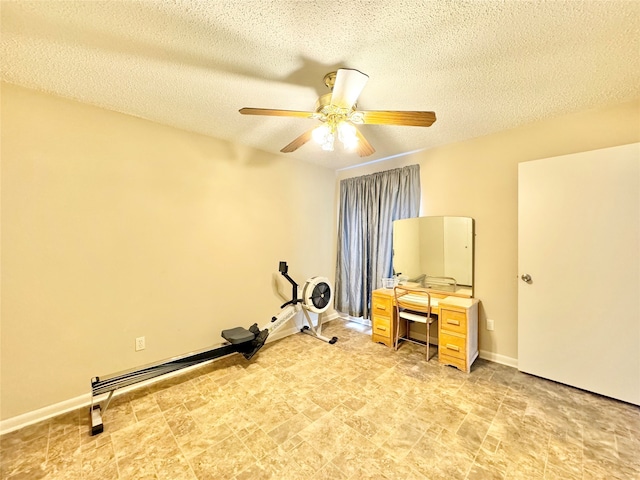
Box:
[355,129,375,157]
[360,110,436,127]
[280,128,314,153]
[330,69,369,110]
[239,108,315,118]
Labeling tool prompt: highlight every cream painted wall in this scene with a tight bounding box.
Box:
[0,83,336,420]
[336,100,640,362]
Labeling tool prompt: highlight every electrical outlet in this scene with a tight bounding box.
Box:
[486,319,495,331]
[135,336,145,351]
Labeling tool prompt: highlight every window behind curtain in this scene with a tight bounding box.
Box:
[335,164,421,319]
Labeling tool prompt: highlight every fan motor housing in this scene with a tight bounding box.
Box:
[315,93,333,113]
[323,71,337,89]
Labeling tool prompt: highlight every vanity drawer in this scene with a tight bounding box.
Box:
[440,309,467,335]
[372,315,391,338]
[372,296,392,317]
[440,332,466,360]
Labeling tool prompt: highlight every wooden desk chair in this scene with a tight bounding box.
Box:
[394,286,437,361]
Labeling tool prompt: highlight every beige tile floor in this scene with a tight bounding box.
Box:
[1,319,639,479]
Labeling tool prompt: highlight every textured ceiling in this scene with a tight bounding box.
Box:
[1,1,639,170]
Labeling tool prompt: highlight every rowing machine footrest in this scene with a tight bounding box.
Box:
[242,329,269,360]
[221,327,255,345]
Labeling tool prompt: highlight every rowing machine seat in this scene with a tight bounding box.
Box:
[221,327,255,345]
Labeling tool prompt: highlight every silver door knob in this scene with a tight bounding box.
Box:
[521,273,532,283]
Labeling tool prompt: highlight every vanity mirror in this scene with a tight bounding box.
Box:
[392,216,474,297]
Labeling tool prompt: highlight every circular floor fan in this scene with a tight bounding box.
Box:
[302,276,332,313]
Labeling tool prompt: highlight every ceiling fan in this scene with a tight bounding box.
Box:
[239,68,436,157]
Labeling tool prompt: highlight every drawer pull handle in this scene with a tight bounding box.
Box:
[447,320,460,326]
[446,344,460,352]
[376,305,387,311]
[376,326,387,332]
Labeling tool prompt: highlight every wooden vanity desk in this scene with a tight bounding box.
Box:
[371,286,479,373]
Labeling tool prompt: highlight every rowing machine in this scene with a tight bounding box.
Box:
[275,261,337,344]
[89,261,335,435]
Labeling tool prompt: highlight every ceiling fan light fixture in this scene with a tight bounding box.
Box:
[312,124,334,151]
[313,120,359,152]
[321,134,335,151]
[337,121,358,150]
[311,123,329,143]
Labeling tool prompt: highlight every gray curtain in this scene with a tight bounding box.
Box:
[335,164,421,319]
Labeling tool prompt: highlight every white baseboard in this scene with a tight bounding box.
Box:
[0,392,92,436]
[322,311,341,323]
[478,349,518,368]
[263,324,302,343]
[338,313,372,327]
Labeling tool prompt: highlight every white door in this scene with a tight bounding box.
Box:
[518,143,639,405]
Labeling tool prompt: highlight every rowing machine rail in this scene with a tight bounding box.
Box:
[90,342,241,435]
